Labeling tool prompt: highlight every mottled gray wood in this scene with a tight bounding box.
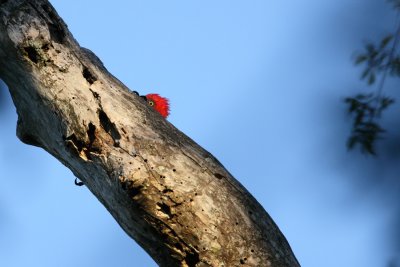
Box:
[0,1,300,266]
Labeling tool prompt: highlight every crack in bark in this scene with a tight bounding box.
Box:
[157,202,173,219]
[214,173,225,180]
[120,179,144,199]
[88,89,121,147]
[82,65,97,84]
[162,188,173,194]
[64,122,99,161]
[23,46,39,63]
[145,213,201,267]
[184,251,200,267]
[98,109,121,146]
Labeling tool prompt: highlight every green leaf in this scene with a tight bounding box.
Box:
[380,97,395,111]
[380,35,393,49]
[354,54,367,65]
[344,97,359,114]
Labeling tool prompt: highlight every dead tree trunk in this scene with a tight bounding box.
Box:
[0,1,300,266]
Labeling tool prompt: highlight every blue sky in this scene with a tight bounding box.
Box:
[1,0,399,266]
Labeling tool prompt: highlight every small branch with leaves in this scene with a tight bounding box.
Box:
[344,6,400,155]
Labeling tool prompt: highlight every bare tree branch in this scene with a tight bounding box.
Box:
[0,1,300,266]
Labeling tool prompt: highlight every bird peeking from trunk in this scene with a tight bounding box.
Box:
[144,93,170,118]
[133,91,170,118]
[74,90,170,187]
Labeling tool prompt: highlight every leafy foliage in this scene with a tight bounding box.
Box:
[345,13,399,155]
[354,35,393,85]
[389,0,400,10]
[345,94,393,154]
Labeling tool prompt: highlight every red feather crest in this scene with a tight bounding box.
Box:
[146,94,170,118]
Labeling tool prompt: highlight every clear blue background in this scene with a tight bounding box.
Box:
[1,0,399,266]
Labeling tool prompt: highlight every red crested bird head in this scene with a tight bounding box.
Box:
[145,93,170,118]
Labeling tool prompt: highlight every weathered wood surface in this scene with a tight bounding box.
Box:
[0,1,300,266]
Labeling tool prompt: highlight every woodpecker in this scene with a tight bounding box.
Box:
[75,90,170,187]
[145,93,170,118]
[133,91,170,118]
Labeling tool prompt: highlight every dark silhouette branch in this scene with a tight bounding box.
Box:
[344,4,400,155]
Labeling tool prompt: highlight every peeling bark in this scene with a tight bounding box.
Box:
[0,1,301,266]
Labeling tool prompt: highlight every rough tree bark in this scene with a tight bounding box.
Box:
[0,1,300,266]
